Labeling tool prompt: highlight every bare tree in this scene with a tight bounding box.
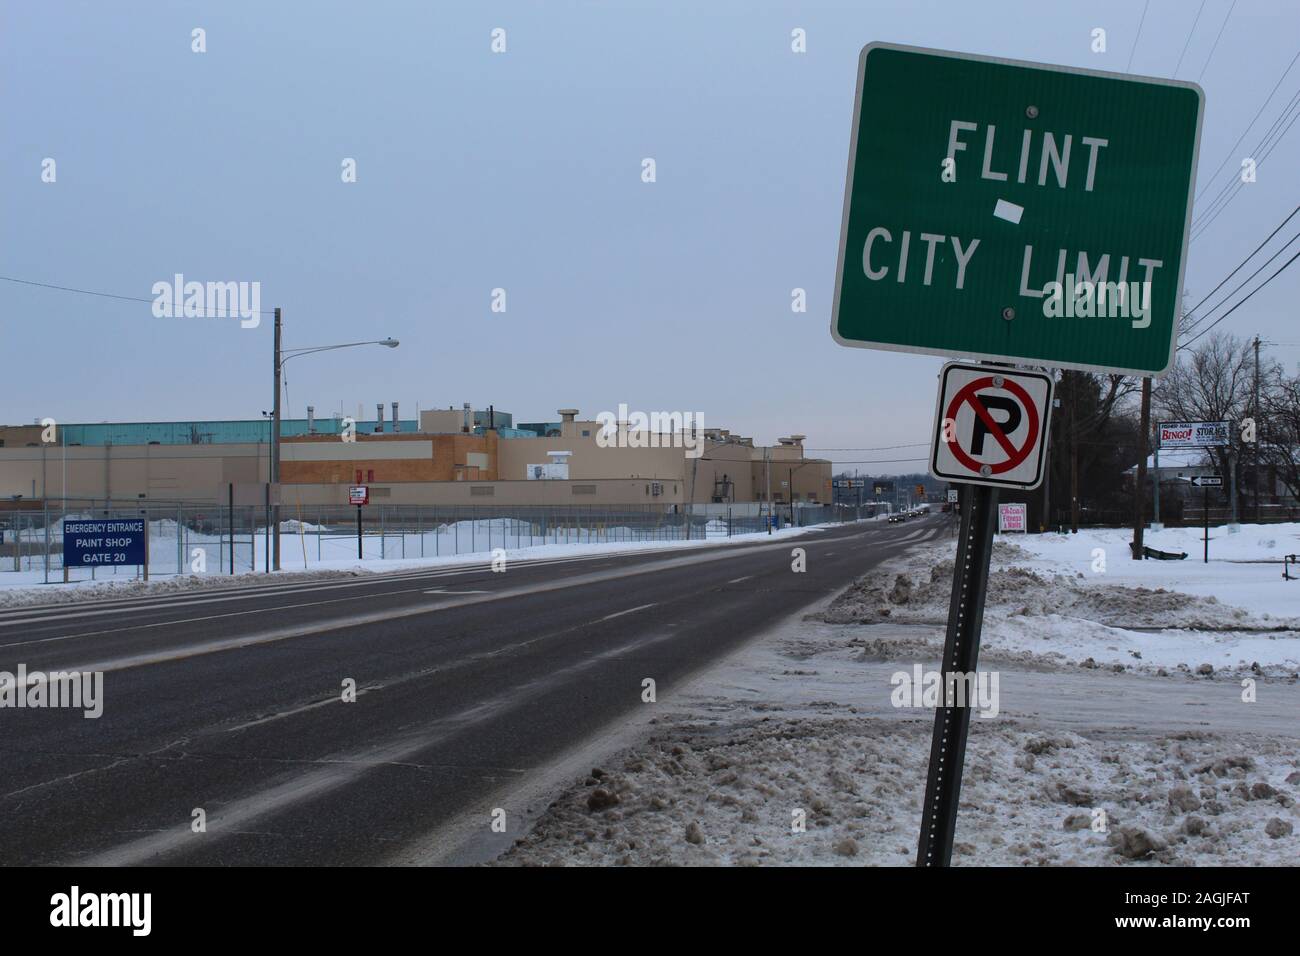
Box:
[1153,334,1261,512]
[1261,364,1300,503]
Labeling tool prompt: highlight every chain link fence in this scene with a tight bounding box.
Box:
[1,499,876,582]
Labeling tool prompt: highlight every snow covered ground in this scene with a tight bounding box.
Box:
[822,522,1300,678]
[0,519,834,608]
[494,522,1300,866]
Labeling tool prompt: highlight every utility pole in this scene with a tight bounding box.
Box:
[765,446,772,533]
[271,307,282,571]
[1131,377,1151,559]
[1153,430,1161,527]
[1068,375,1079,533]
[1253,334,1261,522]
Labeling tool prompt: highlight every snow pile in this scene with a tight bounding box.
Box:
[493,607,1300,867]
[496,718,1298,867]
[820,530,1300,678]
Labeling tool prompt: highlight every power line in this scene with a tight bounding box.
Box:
[0,274,277,315]
[821,460,925,468]
[1126,0,1151,72]
[1184,228,1300,336]
[1181,246,1300,349]
[1191,84,1300,232]
[1197,0,1237,83]
[1191,45,1300,204]
[806,443,929,451]
[1181,203,1300,337]
[1190,87,1300,239]
[1173,0,1208,77]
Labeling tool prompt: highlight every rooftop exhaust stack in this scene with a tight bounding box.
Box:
[557,408,578,424]
[376,403,385,433]
[463,403,472,433]
[307,406,316,435]
[392,402,400,433]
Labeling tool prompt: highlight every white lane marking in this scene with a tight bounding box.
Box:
[76,627,683,866]
[423,589,492,595]
[0,589,435,652]
[0,553,632,628]
[595,603,657,623]
[994,198,1024,223]
[726,576,752,584]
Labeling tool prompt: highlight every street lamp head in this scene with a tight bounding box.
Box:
[380,338,399,348]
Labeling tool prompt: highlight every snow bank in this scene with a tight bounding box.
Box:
[821,526,1300,678]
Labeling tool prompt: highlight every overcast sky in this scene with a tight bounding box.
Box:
[3,0,1298,474]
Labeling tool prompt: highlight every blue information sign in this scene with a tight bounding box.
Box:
[63,519,147,566]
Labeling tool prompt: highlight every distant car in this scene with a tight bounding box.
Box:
[888,513,905,523]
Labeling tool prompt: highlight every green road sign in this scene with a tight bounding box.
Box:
[831,43,1204,376]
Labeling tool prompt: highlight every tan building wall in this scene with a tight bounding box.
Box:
[279,432,498,484]
[279,477,685,507]
[497,421,687,483]
[0,425,830,507]
[0,442,265,502]
[0,425,46,448]
[419,408,474,434]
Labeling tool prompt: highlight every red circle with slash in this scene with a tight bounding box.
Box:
[944,376,1039,475]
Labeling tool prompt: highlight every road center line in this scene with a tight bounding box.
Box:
[596,603,657,622]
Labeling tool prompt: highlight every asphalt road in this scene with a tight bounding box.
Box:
[0,515,949,866]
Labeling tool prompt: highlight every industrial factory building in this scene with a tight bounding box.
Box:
[0,404,832,509]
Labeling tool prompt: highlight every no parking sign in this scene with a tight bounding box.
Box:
[930,362,1053,490]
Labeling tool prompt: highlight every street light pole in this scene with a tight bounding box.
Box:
[270,320,401,570]
[272,308,282,571]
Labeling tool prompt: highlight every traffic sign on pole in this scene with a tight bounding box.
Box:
[831,43,1204,376]
[1189,475,1223,487]
[930,362,1054,490]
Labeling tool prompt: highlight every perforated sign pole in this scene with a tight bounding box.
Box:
[917,480,999,866]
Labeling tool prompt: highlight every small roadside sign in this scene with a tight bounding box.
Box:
[947,489,959,503]
[997,502,1028,532]
[62,518,149,581]
[63,518,147,566]
[349,485,369,506]
[1158,420,1230,448]
[930,362,1054,490]
[1189,475,1223,487]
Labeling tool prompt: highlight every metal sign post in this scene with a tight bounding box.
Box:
[349,484,369,560]
[1189,475,1222,562]
[917,482,998,866]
